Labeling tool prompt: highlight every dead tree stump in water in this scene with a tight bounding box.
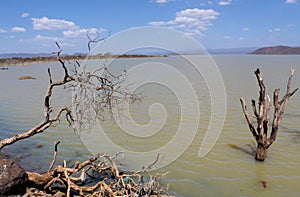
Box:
[240,68,298,161]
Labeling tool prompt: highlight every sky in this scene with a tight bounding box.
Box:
[0,0,299,54]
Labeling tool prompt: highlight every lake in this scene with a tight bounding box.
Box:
[0,55,300,197]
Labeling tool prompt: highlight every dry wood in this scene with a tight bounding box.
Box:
[26,145,169,196]
[240,68,298,161]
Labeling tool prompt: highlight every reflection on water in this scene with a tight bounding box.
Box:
[0,55,300,196]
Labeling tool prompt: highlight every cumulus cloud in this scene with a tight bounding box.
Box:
[11,27,26,32]
[148,8,220,36]
[21,12,29,18]
[242,27,249,31]
[218,1,232,6]
[285,0,297,4]
[0,29,7,33]
[31,17,78,30]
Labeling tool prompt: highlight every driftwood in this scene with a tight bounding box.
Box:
[240,68,298,161]
[25,143,169,196]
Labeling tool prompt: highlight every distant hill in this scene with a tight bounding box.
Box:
[250,45,300,55]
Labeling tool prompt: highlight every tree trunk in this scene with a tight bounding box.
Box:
[240,68,298,161]
[255,143,267,161]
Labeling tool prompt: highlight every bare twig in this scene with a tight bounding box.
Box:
[48,141,60,172]
[87,30,110,52]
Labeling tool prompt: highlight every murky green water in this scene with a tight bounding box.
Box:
[0,55,300,196]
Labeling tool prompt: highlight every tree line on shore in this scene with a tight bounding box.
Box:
[0,53,161,66]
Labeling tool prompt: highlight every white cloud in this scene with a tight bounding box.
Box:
[185,29,204,37]
[177,8,219,20]
[63,28,105,38]
[148,21,166,26]
[31,17,78,30]
[223,36,231,39]
[148,8,220,36]
[34,35,59,42]
[218,1,232,6]
[21,12,29,18]
[31,35,61,47]
[242,27,249,31]
[239,37,245,40]
[0,29,7,33]
[11,27,26,32]
[152,0,173,4]
[268,28,281,32]
[285,0,297,4]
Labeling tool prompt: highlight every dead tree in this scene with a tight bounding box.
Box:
[0,40,137,150]
[240,68,298,161]
[0,40,170,195]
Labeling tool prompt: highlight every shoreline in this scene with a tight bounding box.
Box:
[0,54,163,67]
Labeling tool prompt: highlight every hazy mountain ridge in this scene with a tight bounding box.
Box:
[3,45,300,58]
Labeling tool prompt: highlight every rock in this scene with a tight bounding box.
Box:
[23,188,65,197]
[18,75,36,80]
[259,180,268,188]
[0,159,28,195]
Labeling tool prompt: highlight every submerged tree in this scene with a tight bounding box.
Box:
[240,68,298,161]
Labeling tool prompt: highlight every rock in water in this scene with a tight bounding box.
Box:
[18,75,36,80]
[0,159,28,195]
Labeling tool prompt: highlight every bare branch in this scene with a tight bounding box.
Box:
[251,99,259,118]
[267,68,298,147]
[52,41,62,57]
[48,141,60,172]
[47,68,53,84]
[240,98,259,141]
[87,30,110,52]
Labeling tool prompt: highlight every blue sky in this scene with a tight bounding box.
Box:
[0,0,299,54]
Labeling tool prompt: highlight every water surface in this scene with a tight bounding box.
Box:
[0,55,300,196]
